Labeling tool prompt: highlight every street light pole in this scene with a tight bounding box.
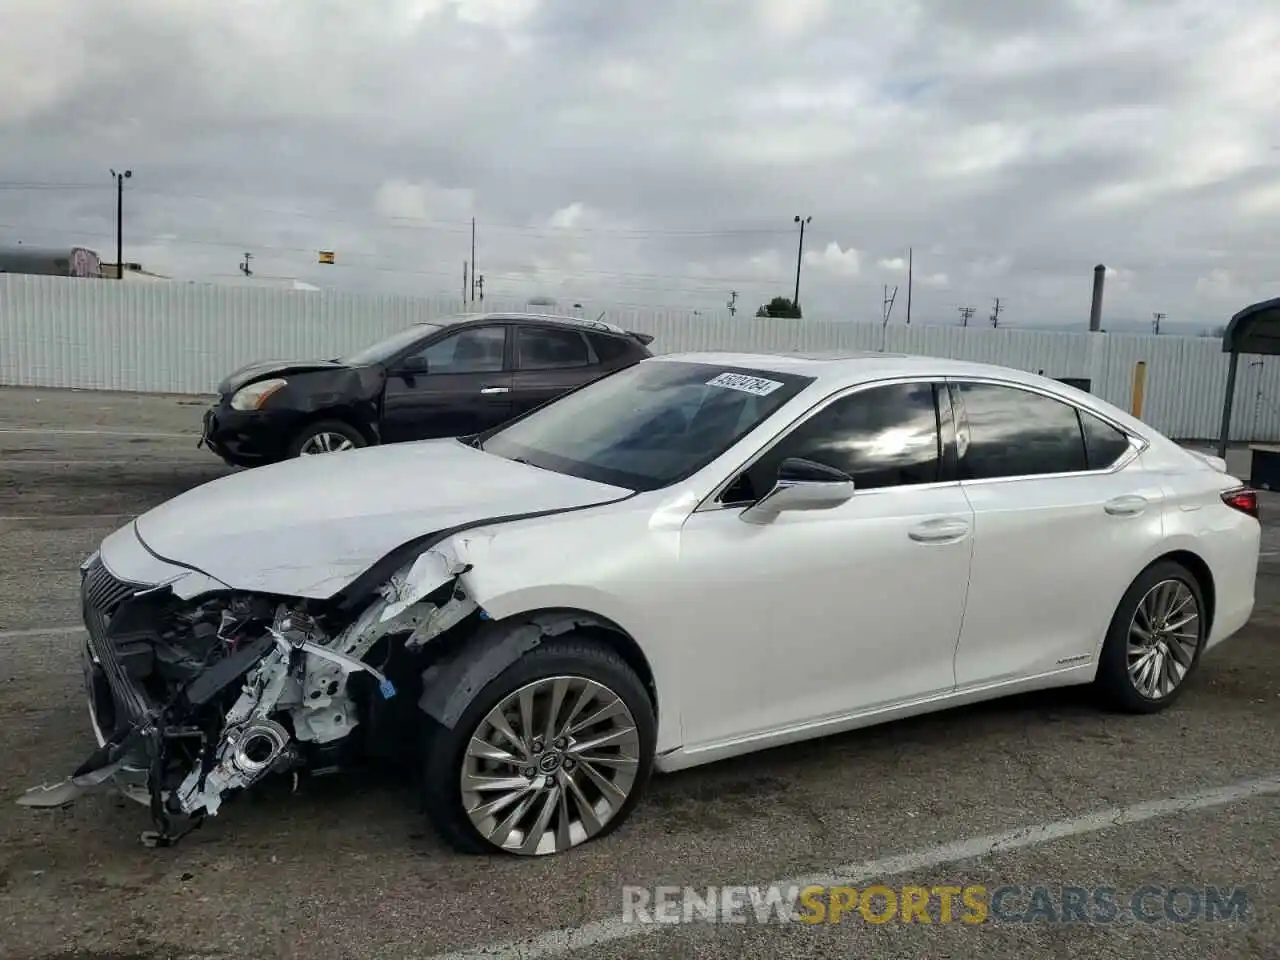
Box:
[793,215,811,309]
[110,168,132,279]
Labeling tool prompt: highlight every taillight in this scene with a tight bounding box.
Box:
[1221,487,1259,519]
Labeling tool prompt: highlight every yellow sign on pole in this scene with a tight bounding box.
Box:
[318,250,335,264]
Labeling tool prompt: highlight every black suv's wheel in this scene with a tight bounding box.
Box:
[421,635,656,856]
[1095,560,1208,714]
[287,419,367,458]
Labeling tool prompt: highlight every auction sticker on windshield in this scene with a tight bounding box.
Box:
[706,372,785,396]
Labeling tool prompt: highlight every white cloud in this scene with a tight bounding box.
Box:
[3,0,1279,331]
[805,242,861,277]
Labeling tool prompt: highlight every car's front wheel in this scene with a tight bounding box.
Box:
[421,636,656,856]
[1095,560,1208,713]
[287,419,367,458]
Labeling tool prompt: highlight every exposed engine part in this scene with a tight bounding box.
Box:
[231,719,292,777]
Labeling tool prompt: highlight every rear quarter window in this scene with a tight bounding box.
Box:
[589,333,642,365]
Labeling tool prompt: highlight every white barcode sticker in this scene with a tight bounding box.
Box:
[705,372,784,396]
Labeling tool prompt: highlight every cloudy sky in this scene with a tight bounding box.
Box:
[1,0,1277,332]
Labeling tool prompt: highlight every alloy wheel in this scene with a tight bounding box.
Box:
[299,432,356,455]
[1127,578,1202,700]
[459,675,642,855]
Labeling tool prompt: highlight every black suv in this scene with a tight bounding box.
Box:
[199,312,655,466]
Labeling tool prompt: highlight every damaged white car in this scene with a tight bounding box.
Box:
[19,352,1260,855]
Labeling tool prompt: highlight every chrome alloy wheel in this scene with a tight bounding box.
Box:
[298,431,356,455]
[460,676,642,855]
[1127,578,1202,700]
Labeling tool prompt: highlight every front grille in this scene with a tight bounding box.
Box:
[82,556,141,616]
[81,557,153,723]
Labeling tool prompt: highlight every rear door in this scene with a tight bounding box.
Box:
[508,324,608,417]
[949,379,1166,687]
[380,324,513,442]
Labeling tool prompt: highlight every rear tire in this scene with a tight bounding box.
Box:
[287,419,367,458]
[421,635,656,856]
[1095,560,1208,714]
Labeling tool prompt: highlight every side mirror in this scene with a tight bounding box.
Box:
[397,355,428,375]
[739,457,855,525]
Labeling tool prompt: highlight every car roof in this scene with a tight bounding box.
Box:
[419,311,637,338]
[649,350,1090,394]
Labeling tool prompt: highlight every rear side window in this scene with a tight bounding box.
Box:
[954,382,1087,479]
[1080,410,1132,469]
[588,333,638,365]
[516,327,592,370]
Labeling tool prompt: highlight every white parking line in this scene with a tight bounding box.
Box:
[0,427,191,439]
[0,625,84,642]
[0,514,134,523]
[428,774,1280,960]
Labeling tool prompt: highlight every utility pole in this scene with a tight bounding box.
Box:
[476,274,485,302]
[1152,311,1166,335]
[239,252,253,277]
[990,297,1004,328]
[793,215,811,309]
[470,217,476,302]
[882,285,898,326]
[958,306,975,327]
[906,247,913,325]
[727,290,738,317]
[110,168,132,279]
[462,261,468,302]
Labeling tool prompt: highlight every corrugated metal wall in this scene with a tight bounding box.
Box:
[4,273,1279,440]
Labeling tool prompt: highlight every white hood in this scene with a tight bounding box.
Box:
[128,439,630,598]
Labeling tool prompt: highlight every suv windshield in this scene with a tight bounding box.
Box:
[479,360,814,491]
[342,321,449,366]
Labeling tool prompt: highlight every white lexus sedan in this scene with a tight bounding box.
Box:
[19,351,1261,855]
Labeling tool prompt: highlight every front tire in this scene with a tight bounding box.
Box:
[287,419,367,458]
[1095,560,1208,714]
[421,636,656,856]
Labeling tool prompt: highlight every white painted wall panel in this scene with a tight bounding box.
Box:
[0,274,1263,440]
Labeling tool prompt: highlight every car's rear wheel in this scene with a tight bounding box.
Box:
[421,636,655,856]
[288,419,367,458]
[1095,560,1207,713]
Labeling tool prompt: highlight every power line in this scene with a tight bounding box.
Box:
[0,220,789,290]
[0,181,798,238]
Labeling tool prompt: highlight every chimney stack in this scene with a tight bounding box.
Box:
[1088,264,1106,332]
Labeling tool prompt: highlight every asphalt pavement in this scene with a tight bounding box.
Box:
[0,385,1276,960]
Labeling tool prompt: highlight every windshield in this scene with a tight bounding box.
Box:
[480,360,815,491]
[341,321,448,366]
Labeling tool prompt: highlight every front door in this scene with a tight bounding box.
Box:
[381,324,513,442]
[673,380,975,749]
[948,379,1168,687]
[508,324,608,418]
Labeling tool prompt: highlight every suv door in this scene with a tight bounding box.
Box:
[948,379,1164,687]
[509,325,606,417]
[673,379,974,748]
[380,324,513,442]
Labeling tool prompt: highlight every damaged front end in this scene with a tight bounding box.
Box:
[18,547,478,846]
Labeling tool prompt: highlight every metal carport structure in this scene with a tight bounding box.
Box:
[1218,297,1280,459]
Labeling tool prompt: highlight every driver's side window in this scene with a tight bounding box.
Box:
[720,381,944,504]
[412,326,506,374]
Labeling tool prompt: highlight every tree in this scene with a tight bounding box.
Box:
[755,296,802,319]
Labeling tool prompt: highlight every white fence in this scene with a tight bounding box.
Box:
[1,273,1275,441]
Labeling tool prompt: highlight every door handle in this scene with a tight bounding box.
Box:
[1104,495,1147,517]
[480,387,510,395]
[908,518,970,543]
